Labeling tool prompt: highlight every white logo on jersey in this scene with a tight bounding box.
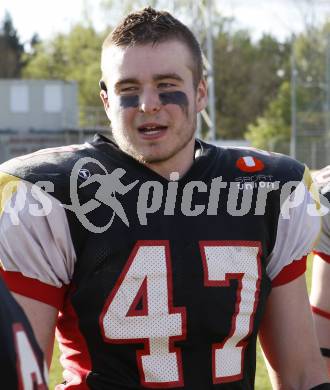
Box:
[64,157,139,233]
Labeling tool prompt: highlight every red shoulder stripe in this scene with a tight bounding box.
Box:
[0,269,68,310]
[313,251,330,264]
[311,305,330,320]
[271,256,307,287]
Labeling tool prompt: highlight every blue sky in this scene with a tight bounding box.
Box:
[1,0,330,43]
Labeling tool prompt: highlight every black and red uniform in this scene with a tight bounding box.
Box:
[0,277,48,389]
[0,135,320,389]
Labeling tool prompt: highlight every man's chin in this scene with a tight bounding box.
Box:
[129,146,173,165]
[122,137,194,166]
[137,153,171,165]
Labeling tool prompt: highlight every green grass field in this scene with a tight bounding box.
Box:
[49,256,314,389]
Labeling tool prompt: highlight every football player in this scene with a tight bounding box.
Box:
[0,277,48,388]
[311,166,330,375]
[0,7,329,390]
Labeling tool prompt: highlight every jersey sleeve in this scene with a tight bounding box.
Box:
[314,203,330,263]
[266,167,321,286]
[0,173,76,309]
[310,166,330,262]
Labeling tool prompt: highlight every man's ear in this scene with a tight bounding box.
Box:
[100,90,110,111]
[196,78,208,113]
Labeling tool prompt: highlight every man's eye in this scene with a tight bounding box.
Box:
[158,83,175,88]
[121,86,138,93]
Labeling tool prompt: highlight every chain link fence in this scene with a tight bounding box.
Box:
[265,135,330,170]
[0,129,111,164]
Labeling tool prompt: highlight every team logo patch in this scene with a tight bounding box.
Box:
[236,156,265,173]
[78,168,91,180]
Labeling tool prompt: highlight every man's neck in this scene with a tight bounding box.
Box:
[145,140,196,180]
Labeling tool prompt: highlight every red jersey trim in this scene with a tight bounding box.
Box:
[0,269,68,310]
[56,288,92,390]
[271,256,307,287]
[313,251,330,264]
[311,305,330,320]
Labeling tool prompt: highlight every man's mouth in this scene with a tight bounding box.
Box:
[138,124,168,136]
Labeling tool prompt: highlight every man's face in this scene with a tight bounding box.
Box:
[100,40,207,167]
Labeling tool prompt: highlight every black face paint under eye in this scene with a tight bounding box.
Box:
[119,95,139,108]
[159,91,189,113]
[118,91,189,110]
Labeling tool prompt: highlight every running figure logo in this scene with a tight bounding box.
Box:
[80,168,138,226]
[65,157,139,233]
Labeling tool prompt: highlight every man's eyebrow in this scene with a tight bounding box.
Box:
[153,73,184,82]
[114,74,183,90]
[114,78,139,89]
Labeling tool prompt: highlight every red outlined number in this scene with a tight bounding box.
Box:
[100,240,261,387]
[200,241,261,384]
[100,241,187,388]
[13,323,48,390]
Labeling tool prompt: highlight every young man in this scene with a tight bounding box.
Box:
[311,166,330,375]
[0,277,48,389]
[0,7,329,390]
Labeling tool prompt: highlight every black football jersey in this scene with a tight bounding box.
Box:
[0,135,320,389]
[0,277,48,389]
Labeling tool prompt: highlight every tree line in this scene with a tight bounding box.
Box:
[1,9,328,150]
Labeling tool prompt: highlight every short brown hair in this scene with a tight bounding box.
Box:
[102,7,203,89]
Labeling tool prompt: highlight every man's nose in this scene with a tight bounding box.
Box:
[139,90,161,113]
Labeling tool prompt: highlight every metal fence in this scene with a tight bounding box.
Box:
[0,129,111,164]
[290,31,330,170]
[266,135,330,170]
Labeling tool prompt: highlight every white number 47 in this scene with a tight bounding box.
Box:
[100,240,261,388]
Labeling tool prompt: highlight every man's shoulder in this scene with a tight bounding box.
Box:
[210,143,306,183]
[313,165,330,199]
[0,142,95,185]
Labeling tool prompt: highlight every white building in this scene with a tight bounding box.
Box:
[0,79,78,131]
